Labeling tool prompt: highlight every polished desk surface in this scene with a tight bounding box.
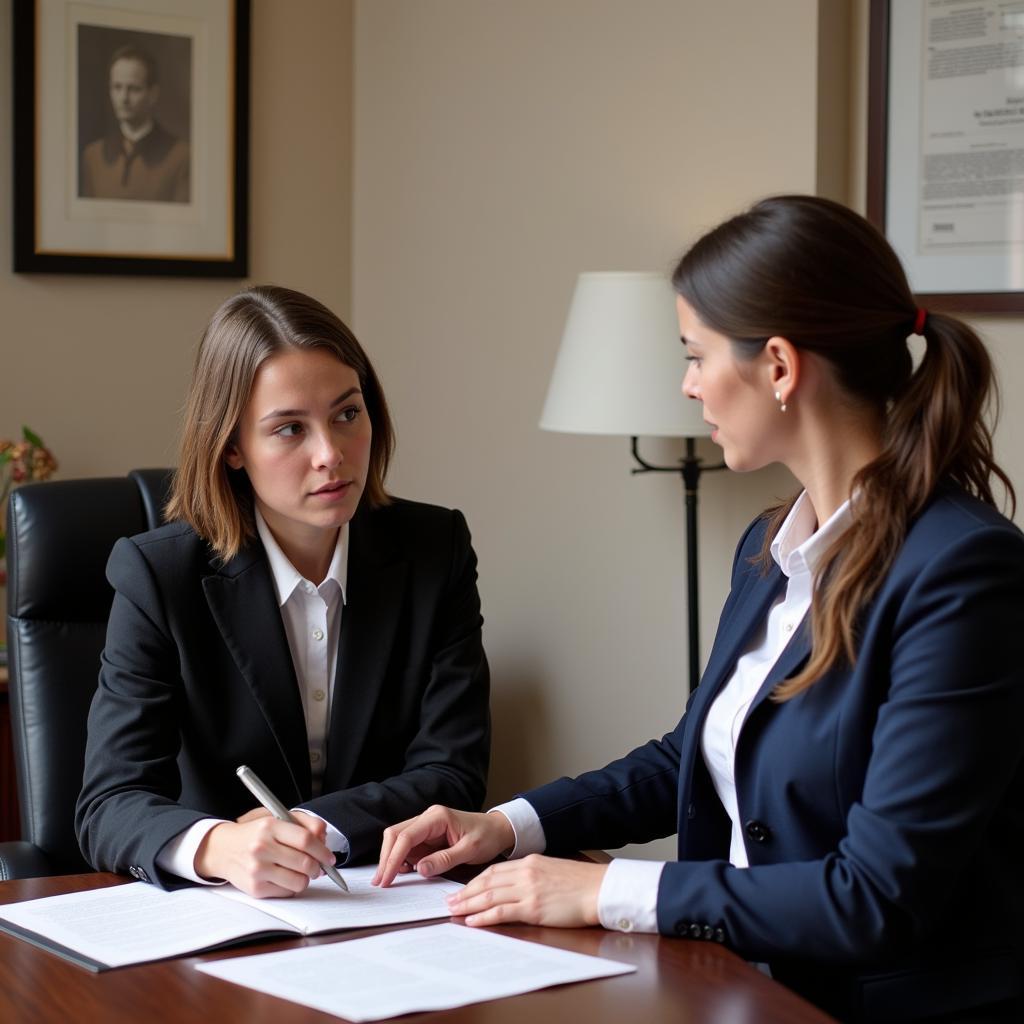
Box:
[0,873,835,1024]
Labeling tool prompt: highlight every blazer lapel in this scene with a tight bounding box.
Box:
[676,564,786,830]
[694,563,786,710]
[742,615,813,726]
[202,545,311,803]
[322,508,408,792]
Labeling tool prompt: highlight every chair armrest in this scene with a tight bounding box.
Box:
[0,841,58,880]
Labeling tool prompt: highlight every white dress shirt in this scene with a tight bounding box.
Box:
[494,491,853,933]
[155,511,351,883]
[256,510,348,795]
[701,492,851,868]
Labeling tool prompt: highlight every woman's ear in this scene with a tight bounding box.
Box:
[223,443,244,471]
[763,336,800,408]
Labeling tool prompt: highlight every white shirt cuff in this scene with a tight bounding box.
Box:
[156,818,228,884]
[156,810,350,885]
[489,798,545,858]
[597,857,664,933]
[294,809,350,858]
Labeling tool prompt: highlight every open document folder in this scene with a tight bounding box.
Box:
[0,866,461,971]
[197,922,637,1021]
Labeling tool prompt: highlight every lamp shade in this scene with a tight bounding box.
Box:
[540,272,711,438]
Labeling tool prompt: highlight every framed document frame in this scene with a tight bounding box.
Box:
[13,0,250,277]
[867,0,1024,312]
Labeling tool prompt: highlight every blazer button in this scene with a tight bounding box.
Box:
[744,819,772,844]
[687,802,696,819]
[688,923,702,939]
[702,925,714,941]
[675,921,690,936]
[714,927,725,943]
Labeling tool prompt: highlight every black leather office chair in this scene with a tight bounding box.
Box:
[0,469,173,879]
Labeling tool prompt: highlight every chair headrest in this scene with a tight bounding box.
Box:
[6,478,148,621]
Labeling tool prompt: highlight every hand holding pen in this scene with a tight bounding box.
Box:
[235,765,349,892]
[193,766,347,898]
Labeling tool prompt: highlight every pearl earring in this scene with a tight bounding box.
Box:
[775,390,787,413]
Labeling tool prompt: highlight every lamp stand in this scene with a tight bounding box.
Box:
[630,436,725,691]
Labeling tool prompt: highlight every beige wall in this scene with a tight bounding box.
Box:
[351,0,857,858]
[0,0,354,480]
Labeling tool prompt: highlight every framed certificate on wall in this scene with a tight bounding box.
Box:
[867,0,1024,311]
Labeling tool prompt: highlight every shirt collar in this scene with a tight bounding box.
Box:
[770,490,853,579]
[120,119,154,144]
[254,508,349,607]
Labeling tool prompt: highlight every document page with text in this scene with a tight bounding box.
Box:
[197,922,637,1021]
[217,867,463,933]
[0,868,462,970]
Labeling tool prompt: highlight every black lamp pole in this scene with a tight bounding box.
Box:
[630,436,726,691]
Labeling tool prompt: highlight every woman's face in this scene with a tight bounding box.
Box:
[677,296,779,472]
[225,347,372,557]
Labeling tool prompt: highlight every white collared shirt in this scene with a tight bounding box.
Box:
[255,509,348,795]
[494,491,853,933]
[700,492,851,868]
[155,512,350,883]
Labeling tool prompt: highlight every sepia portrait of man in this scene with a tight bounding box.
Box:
[78,31,192,204]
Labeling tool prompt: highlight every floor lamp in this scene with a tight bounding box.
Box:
[539,272,725,691]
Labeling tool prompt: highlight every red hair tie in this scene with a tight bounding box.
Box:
[913,307,928,336]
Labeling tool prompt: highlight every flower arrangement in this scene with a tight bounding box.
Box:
[1,426,59,564]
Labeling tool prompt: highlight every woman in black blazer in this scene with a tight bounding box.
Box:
[76,286,490,897]
[374,197,1024,1022]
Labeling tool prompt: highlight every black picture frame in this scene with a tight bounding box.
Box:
[12,0,250,277]
[867,0,1024,313]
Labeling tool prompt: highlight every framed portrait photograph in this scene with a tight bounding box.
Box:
[13,0,250,276]
[867,0,1024,312]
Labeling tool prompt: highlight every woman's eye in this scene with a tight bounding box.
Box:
[275,423,303,438]
[336,405,362,424]
[685,355,702,366]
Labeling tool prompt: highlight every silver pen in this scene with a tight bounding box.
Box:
[235,764,349,892]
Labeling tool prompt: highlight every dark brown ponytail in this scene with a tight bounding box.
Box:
[672,195,1015,698]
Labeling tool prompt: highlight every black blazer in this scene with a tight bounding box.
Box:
[526,488,1024,1022]
[76,499,490,890]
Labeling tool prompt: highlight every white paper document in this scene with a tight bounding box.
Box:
[196,922,637,1021]
[214,867,463,934]
[0,867,462,970]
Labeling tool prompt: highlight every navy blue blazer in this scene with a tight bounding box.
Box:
[76,499,490,890]
[525,487,1024,1022]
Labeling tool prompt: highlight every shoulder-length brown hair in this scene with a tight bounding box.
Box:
[672,195,1014,699]
[165,285,394,562]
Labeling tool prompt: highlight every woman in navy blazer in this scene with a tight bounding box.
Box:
[375,197,1024,1022]
[76,286,490,897]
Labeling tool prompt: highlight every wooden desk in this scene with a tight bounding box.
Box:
[0,873,835,1023]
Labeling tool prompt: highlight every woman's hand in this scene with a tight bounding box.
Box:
[373,806,515,887]
[195,810,334,898]
[446,855,607,929]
